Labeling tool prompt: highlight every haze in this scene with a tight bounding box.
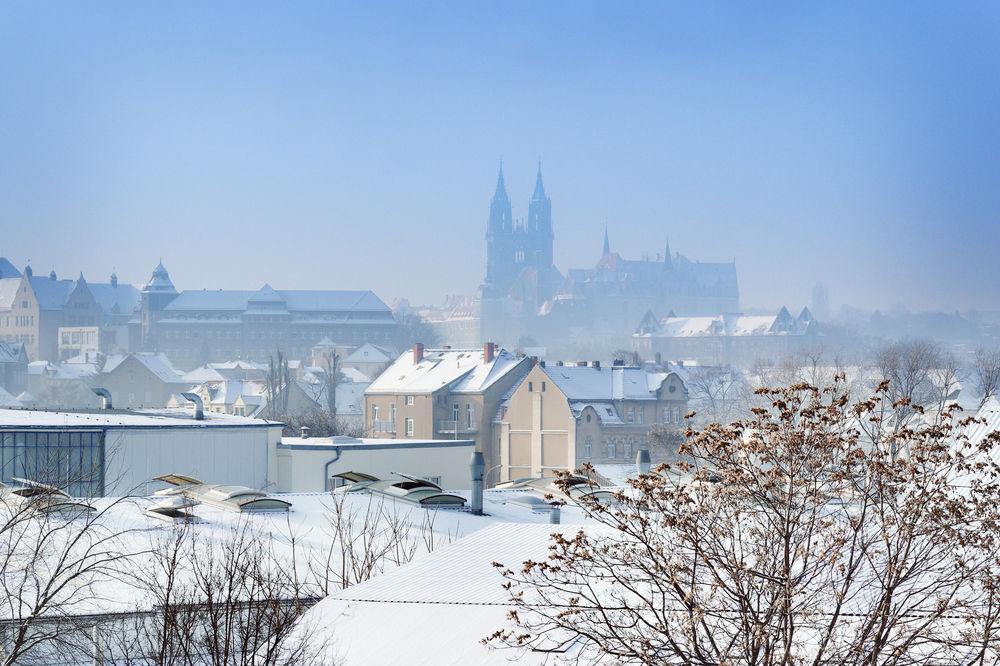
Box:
[1,2,998,312]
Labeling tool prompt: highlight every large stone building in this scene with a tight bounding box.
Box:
[494,360,689,482]
[138,262,398,369]
[0,262,140,361]
[632,306,819,367]
[470,167,740,352]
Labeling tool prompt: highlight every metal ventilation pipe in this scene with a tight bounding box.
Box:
[549,503,561,524]
[470,450,485,515]
[180,392,205,421]
[92,388,112,410]
[636,448,652,476]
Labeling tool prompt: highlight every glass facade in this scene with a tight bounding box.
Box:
[0,430,104,497]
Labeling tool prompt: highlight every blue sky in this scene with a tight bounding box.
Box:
[1,2,998,311]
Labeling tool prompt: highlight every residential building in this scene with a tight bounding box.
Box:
[632,306,820,367]
[98,352,189,409]
[0,341,28,395]
[365,343,532,482]
[138,262,398,369]
[495,361,689,482]
[341,342,395,380]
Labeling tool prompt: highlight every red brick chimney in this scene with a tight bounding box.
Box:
[483,341,495,364]
[413,342,424,365]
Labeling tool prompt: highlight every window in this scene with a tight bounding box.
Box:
[528,381,533,392]
[607,439,616,458]
[452,404,459,422]
[372,404,380,428]
[0,430,105,497]
[405,395,414,406]
[389,403,396,423]
[541,381,546,392]
[625,438,634,459]
[405,418,414,436]
[662,407,670,424]
[626,406,635,423]
[637,407,644,424]
[584,436,593,459]
[515,248,525,263]
[466,403,475,428]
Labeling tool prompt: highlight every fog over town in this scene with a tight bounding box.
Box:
[1,3,1000,665]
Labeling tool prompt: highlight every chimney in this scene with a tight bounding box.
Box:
[483,342,495,364]
[92,388,112,410]
[300,425,311,439]
[538,360,545,368]
[549,503,561,524]
[180,392,205,420]
[470,451,485,515]
[556,361,564,367]
[576,361,587,367]
[636,448,651,476]
[593,360,601,369]
[412,342,424,365]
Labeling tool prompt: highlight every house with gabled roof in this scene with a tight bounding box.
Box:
[495,360,689,482]
[365,343,533,482]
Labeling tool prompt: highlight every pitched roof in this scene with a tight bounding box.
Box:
[88,283,141,315]
[0,258,21,279]
[0,342,26,364]
[366,348,528,395]
[0,278,21,310]
[164,289,390,313]
[102,353,186,384]
[344,342,395,363]
[636,308,812,338]
[541,365,671,401]
[28,276,75,309]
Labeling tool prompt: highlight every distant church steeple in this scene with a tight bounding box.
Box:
[488,161,512,233]
[527,161,551,234]
[602,227,611,257]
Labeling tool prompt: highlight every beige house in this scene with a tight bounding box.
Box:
[495,361,689,483]
[364,343,532,481]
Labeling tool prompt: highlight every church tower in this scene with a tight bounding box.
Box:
[140,261,178,351]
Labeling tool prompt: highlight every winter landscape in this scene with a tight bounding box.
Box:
[2,2,1000,664]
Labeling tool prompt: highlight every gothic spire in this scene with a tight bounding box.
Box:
[664,238,673,269]
[493,160,509,201]
[602,227,611,257]
[532,160,547,201]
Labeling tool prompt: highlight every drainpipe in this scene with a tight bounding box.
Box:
[180,392,204,420]
[323,448,342,492]
[91,388,112,410]
[470,450,485,515]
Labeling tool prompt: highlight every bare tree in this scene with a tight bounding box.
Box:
[105,519,329,665]
[487,380,1000,664]
[973,347,1000,407]
[0,492,144,665]
[684,365,745,424]
[872,338,943,423]
[265,350,291,422]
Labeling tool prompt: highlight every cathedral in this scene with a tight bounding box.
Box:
[477,164,740,351]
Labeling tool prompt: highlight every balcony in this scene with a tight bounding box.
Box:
[371,419,396,434]
[437,420,478,434]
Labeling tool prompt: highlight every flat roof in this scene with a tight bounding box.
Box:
[0,407,282,430]
[278,436,474,451]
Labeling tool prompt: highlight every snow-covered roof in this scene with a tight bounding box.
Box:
[636,307,813,338]
[543,365,672,401]
[182,365,229,383]
[295,522,599,665]
[102,352,187,384]
[344,342,395,363]
[366,348,529,395]
[279,435,474,449]
[340,367,371,383]
[0,386,21,408]
[27,359,100,380]
[88,282,141,315]
[0,407,281,429]
[966,396,1000,449]
[164,289,390,313]
[0,277,21,310]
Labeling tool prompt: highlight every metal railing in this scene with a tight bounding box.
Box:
[371,419,396,434]
[437,420,478,434]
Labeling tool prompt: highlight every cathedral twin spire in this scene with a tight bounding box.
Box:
[490,161,550,234]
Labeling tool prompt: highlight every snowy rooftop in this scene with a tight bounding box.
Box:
[279,435,474,449]
[541,364,674,401]
[102,352,187,384]
[0,407,281,429]
[164,288,390,313]
[636,306,815,338]
[296,522,601,665]
[367,347,529,395]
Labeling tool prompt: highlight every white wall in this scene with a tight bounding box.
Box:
[276,442,474,493]
[103,425,282,496]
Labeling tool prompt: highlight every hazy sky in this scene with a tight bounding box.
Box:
[1,2,998,312]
